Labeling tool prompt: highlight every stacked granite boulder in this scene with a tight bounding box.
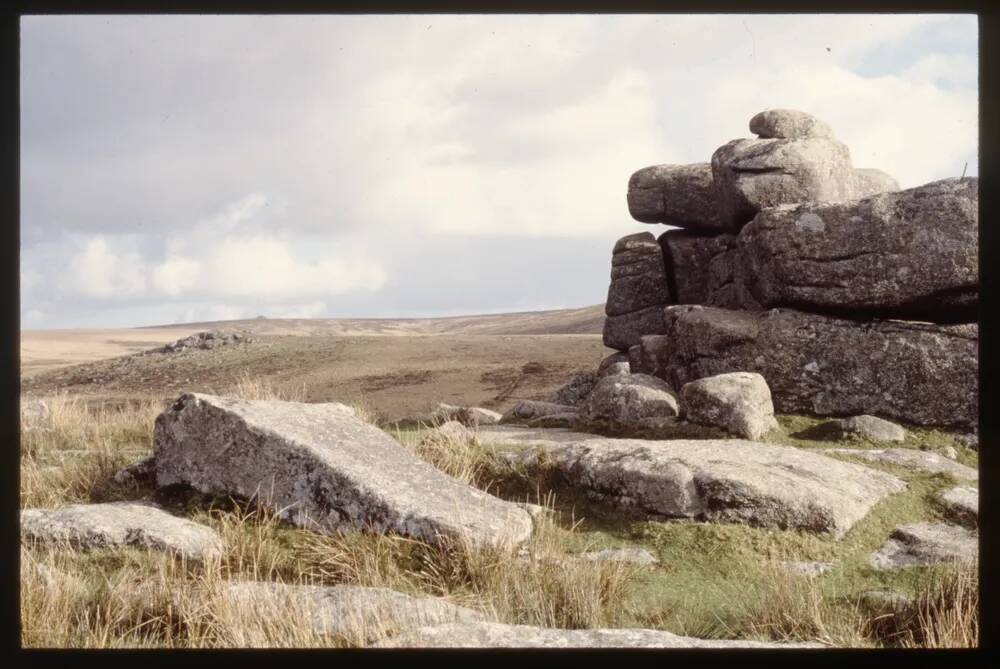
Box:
[604,109,978,430]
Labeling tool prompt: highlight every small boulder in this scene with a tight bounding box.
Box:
[20,502,224,562]
[597,352,630,377]
[749,109,834,140]
[938,486,977,528]
[547,372,598,407]
[870,522,977,570]
[680,372,778,440]
[833,415,906,443]
[584,374,680,426]
[500,400,577,425]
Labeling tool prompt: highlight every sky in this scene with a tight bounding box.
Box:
[20,14,978,329]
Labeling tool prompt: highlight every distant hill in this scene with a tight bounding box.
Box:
[146,304,606,336]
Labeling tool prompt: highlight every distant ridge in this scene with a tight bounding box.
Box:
[141,304,606,336]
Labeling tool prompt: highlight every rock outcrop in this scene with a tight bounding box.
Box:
[727,179,978,321]
[20,502,223,562]
[153,393,532,549]
[654,305,977,429]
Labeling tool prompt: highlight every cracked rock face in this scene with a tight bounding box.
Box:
[372,621,823,648]
[20,502,223,562]
[658,230,739,307]
[584,374,680,426]
[603,232,671,350]
[870,522,977,570]
[730,178,978,322]
[657,305,977,429]
[627,163,726,231]
[220,582,483,643]
[153,393,532,549]
[680,371,778,440]
[512,437,905,538]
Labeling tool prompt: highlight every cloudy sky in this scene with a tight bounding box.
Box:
[20,14,977,329]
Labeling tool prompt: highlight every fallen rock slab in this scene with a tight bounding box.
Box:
[680,371,778,440]
[730,178,978,322]
[938,486,978,528]
[870,522,977,570]
[20,502,223,562]
[657,305,978,429]
[581,547,658,565]
[822,448,977,481]
[373,621,823,648]
[500,400,577,425]
[220,582,484,643]
[511,438,905,538]
[153,393,532,549]
[627,163,726,231]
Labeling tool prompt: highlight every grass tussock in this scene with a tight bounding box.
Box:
[225,370,306,402]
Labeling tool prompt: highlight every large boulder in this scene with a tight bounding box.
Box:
[656,305,977,429]
[658,230,738,306]
[680,372,778,440]
[584,374,680,426]
[603,232,671,351]
[374,621,821,648]
[153,393,532,549]
[711,135,857,230]
[729,178,978,322]
[626,163,726,231]
[870,522,977,570]
[749,109,834,140]
[509,437,905,538]
[219,582,484,643]
[20,502,223,562]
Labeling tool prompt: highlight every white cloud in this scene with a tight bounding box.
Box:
[65,237,147,299]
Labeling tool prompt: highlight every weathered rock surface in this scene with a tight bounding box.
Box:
[850,168,900,197]
[155,330,254,354]
[657,305,978,429]
[823,448,977,481]
[547,372,598,407]
[221,582,484,642]
[749,109,834,140]
[870,522,977,570]
[581,547,658,565]
[475,425,604,449]
[833,415,906,443]
[597,352,631,377]
[500,400,577,425]
[584,374,680,426]
[779,560,835,578]
[729,179,978,321]
[153,393,532,549]
[373,621,823,648]
[938,486,978,528]
[20,502,223,561]
[627,163,725,231]
[680,372,778,440]
[604,233,671,351]
[658,230,738,306]
[711,136,856,230]
[510,437,904,537]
